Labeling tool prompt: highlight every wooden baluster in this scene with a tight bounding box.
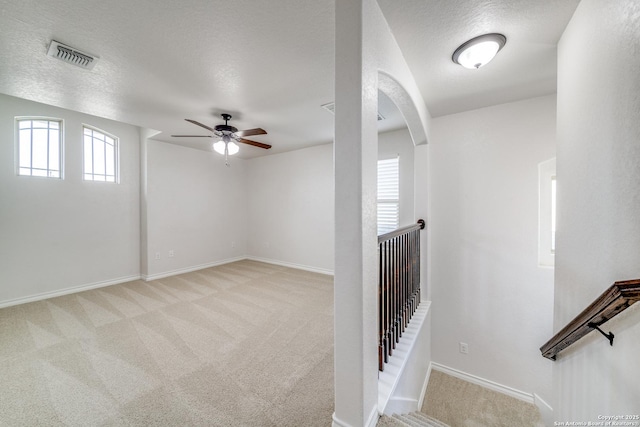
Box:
[378,242,384,371]
[377,220,426,370]
[385,240,396,356]
[394,236,400,344]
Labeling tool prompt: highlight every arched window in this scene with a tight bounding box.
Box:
[83,126,118,182]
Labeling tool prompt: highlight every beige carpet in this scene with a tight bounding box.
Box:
[421,370,543,427]
[0,260,334,426]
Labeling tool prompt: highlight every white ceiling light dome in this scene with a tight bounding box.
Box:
[452,33,507,69]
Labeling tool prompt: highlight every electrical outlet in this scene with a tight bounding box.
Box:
[155,252,160,260]
[231,241,236,248]
[459,342,469,354]
[168,250,174,258]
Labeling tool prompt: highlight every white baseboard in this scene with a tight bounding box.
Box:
[142,256,246,281]
[332,406,379,427]
[430,362,535,405]
[418,361,433,410]
[245,256,334,276]
[0,256,330,308]
[366,404,379,427]
[533,393,554,426]
[332,412,347,427]
[0,274,141,309]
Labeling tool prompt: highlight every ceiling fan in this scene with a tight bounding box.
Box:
[172,113,271,166]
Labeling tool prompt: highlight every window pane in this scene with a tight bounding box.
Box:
[18,129,31,169]
[18,120,31,130]
[31,129,49,170]
[105,143,115,176]
[93,139,105,175]
[32,120,48,129]
[49,136,59,172]
[84,137,93,174]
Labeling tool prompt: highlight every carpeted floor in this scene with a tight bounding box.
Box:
[0,260,334,426]
[421,370,543,427]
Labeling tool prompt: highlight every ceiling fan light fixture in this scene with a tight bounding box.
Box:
[213,140,226,155]
[227,141,239,155]
[452,33,506,69]
[213,138,240,156]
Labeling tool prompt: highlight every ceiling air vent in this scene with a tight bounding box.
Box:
[47,40,98,70]
[321,102,385,121]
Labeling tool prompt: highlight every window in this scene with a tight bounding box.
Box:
[538,158,556,267]
[16,118,62,178]
[377,157,399,235]
[83,126,118,182]
[551,176,557,253]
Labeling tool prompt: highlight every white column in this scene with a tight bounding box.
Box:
[139,128,160,280]
[333,0,379,426]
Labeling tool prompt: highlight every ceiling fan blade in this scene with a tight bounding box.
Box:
[171,135,213,137]
[235,128,267,137]
[237,138,272,150]
[185,119,216,133]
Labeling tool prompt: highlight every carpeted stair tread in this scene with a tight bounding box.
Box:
[378,412,450,427]
[393,413,424,427]
[378,414,410,426]
[408,411,451,427]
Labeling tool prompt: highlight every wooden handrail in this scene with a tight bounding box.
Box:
[540,279,640,360]
[378,219,425,244]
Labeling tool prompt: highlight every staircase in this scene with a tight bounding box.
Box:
[377,412,450,427]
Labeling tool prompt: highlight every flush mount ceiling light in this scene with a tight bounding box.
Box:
[452,33,506,69]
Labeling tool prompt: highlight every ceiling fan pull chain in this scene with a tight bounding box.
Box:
[224,143,230,167]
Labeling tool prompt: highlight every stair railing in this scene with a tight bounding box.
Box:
[540,279,640,360]
[378,219,425,371]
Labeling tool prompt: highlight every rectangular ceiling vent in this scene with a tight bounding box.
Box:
[321,102,385,121]
[47,40,98,70]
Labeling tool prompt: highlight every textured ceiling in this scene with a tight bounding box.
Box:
[0,0,580,157]
[377,0,582,117]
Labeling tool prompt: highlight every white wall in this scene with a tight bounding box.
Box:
[0,94,140,304]
[145,139,247,278]
[554,0,640,419]
[428,95,556,403]
[379,127,415,228]
[246,143,334,274]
